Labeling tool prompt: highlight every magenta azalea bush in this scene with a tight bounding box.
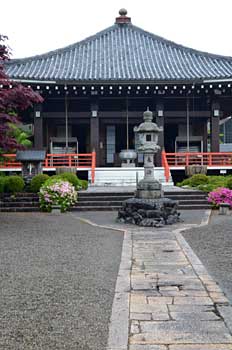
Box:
[39,179,77,213]
[208,187,232,208]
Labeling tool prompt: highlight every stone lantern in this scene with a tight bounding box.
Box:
[117,109,181,227]
[16,150,46,184]
[134,108,163,199]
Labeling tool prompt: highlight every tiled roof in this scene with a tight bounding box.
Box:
[5,22,232,82]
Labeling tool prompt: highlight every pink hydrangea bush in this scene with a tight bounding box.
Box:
[208,187,232,208]
[39,179,77,212]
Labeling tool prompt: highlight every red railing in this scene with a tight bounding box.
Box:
[0,152,96,183]
[0,154,21,168]
[161,150,170,182]
[165,152,232,167]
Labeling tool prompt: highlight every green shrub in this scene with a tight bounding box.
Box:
[30,174,50,193]
[177,178,191,187]
[197,184,217,193]
[189,174,209,187]
[80,179,88,190]
[4,175,25,193]
[207,176,226,186]
[58,172,82,190]
[0,177,5,193]
[226,177,232,190]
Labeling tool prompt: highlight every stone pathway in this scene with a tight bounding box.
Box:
[102,212,232,350]
[128,225,232,350]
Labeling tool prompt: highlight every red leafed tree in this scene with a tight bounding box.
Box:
[0,35,43,154]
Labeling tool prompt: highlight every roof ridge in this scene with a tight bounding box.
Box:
[129,24,232,61]
[5,24,120,65]
[6,22,232,66]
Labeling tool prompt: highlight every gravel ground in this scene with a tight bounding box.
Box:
[183,211,232,303]
[0,212,124,350]
[73,209,205,228]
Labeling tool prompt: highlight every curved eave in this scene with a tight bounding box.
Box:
[5,23,232,83]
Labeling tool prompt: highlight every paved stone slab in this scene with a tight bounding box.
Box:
[129,345,167,350]
[131,320,232,344]
[130,304,168,314]
[174,296,213,305]
[147,296,173,304]
[170,311,220,321]
[169,346,232,350]
[168,305,215,313]
[130,313,152,321]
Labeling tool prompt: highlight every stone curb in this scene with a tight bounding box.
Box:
[69,214,132,350]
[173,209,232,335]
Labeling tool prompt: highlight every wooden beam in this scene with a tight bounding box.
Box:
[34,104,43,149]
[210,102,220,152]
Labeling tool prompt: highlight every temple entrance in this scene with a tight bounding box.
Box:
[72,124,90,153]
[105,124,136,166]
[164,124,178,152]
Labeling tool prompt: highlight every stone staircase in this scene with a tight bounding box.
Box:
[91,167,173,186]
[71,189,210,211]
[0,189,211,212]
[164,190,211,210]
[0,193,40,212]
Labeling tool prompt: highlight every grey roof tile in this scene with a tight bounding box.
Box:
[5,23,232,82]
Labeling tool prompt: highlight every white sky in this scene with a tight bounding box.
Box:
[1,0,232,59]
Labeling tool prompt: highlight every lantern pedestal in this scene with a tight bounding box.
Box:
[136,151,162,199]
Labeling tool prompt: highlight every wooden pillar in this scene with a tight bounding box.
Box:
[203,121,208,152]
[90,101,100,167]
[210,102,220,152]
[156,102,164,167]
[34,103,43,149]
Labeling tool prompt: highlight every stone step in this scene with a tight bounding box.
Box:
[70,206,121,211]
[178,199,208,205]
[75,200,126,207]
[76,199,208,206]
[164,190,206,195]
[0,202,39,207]
[78,194,207,201]
[78,192,134,198]
[165,195,207,201]
[0,207,40,212]
[1,197,39,202]
[91,167,174,186]
[179,205,211,210]
[78,195,133,202]
[1,193,38,198]
[72,204,211,211]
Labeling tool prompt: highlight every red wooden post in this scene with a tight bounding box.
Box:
[45,156,49,167]
[209,153,212,166]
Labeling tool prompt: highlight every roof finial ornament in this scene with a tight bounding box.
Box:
[115,8,131,24]
[119,8,127,16]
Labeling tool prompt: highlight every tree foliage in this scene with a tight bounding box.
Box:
[0,35,43,154]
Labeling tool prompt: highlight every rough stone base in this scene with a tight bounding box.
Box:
[117,197,182,227]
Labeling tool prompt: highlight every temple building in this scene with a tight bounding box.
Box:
[5,9,232,169]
